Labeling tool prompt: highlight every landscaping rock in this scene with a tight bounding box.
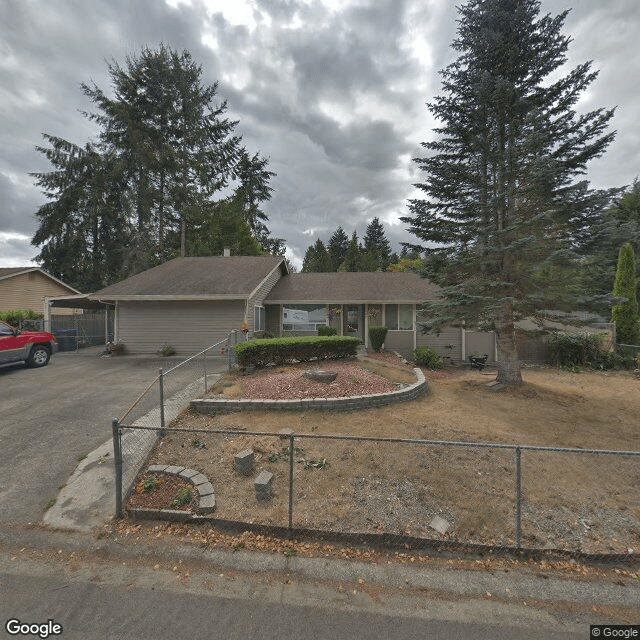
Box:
[254,470,274,500]
[304,369,337,383]
[429,515,451,535]
[234,449,255,475]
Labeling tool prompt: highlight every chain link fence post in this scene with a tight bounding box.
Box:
[112,418,123,518]
[159,368,165,435]
[288,432,295,532]
[515,446,522,549]
[203,350,207,396]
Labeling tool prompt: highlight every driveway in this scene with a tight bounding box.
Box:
[0,347,226,527]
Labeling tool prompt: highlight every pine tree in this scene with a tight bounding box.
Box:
[578,181,640,303]
[31,137,129,291]
[32,46,280,287]
[328,226,349,271]
[302,239,332,272]
[339,232,365,272]
[401,0,615,385]
[611,243,639,345]
[362,217,392,270]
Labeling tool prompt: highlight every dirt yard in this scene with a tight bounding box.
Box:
[129,356,640,553]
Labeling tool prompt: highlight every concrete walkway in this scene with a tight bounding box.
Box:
[43,374,221,532]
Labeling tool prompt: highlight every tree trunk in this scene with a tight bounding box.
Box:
[495,306,523,386]
[180,217,186,258]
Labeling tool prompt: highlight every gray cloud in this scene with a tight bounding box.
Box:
[0,0,638,271]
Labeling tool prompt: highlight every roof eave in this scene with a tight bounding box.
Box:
[88,294,249,301]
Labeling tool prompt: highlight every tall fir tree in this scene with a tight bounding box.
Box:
[611,243,639,345]
[339,232,365,272]
[302,239,332,272]
[401,0,615,385]
[577,180,640,303]
[32,46,282,289]
[362,217,392,270]
[327,226,349,271]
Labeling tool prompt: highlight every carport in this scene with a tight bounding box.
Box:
[44,294,114,348]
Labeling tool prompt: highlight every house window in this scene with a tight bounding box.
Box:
[385,304,414,331]
[282,305,326,331]
[254,305,265,332]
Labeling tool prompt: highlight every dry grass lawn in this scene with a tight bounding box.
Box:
[131,360,640,553]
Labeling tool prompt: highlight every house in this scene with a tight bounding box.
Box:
[89,255,463,359]
[0,267,81,315]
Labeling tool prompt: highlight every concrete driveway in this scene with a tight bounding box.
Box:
[0,347,226,528]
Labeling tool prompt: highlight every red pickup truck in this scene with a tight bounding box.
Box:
[0,320,57,367]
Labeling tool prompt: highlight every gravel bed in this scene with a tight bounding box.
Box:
[241,362,396,399]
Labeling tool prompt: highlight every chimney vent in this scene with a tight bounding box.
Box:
[223,247,230,257]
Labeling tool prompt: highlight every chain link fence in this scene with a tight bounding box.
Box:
[113,332,239,510]
[114,419,640,559]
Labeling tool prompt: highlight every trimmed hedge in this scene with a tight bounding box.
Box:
[368,326,388,352]
[234,336,359,368]
[317,325,338,336]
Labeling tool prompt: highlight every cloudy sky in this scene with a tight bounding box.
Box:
[1,0,639,272]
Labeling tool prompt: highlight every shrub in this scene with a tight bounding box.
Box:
[368,326,389,352]
[547,332,616,369]
[171,487,192,507]
[158,344,176,357]
[0,309,42,327]
[317,325,337,336]
[234,336,359,368]
[412,346,443,369]
[108,341,128,356]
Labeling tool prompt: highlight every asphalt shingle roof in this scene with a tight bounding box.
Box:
[91,256,286,299]
[264,272,439,304]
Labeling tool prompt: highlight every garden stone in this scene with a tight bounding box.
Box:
[304,369,337,383]
[254,471,274,500]
[429,515,450,535]
[234,449,255,475]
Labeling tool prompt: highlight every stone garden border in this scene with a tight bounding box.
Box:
[190,367,427,414]
[128,465,216,522]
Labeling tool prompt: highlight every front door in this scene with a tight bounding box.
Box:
[343,305,362,341]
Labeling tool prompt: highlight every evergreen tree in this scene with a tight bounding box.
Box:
[339,232,365,272]
[578,180,640,303]
[32,46,282,287]
[401,0,615,385]
[362,217,392,270]
[611,243,639,345]
[302,239,332,272]
[327,226,349,271]
[31,136,129,291]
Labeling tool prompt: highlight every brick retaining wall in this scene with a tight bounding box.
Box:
[190,368,427,414]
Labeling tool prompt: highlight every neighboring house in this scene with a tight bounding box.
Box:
[89,255,461,358]
[0,267,81,315]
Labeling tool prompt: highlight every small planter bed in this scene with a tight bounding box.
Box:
[128,473,196,512]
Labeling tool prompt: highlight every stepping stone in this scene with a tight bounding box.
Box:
[304,370,337,383]
[254,471,274,500]
[234,449,255,475]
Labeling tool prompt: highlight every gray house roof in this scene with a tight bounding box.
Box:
[91,256,287,300]
[264,272,439,304]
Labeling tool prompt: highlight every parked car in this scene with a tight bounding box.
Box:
[0,320,57,367]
